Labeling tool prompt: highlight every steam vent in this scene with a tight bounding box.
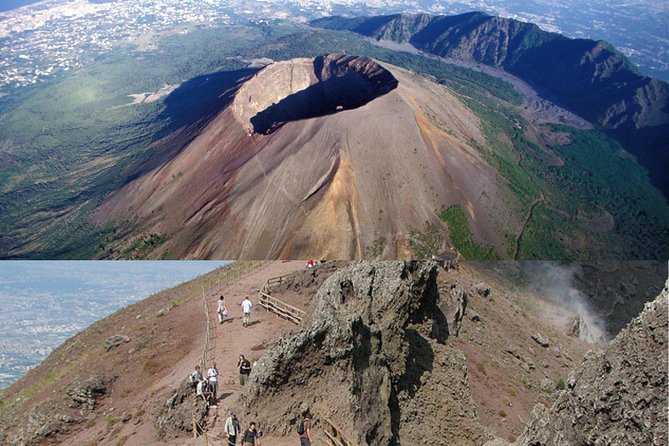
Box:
[232,54,399,134]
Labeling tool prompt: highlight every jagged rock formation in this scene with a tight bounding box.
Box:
[239,261,491,445]
[313,12,669,196]
[66,376,107,413]
[514,278,668,445]
[155,379,208,439]
[438,281,467,337]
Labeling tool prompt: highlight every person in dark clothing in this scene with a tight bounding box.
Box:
[242,421,261,445]
[238,354,252,386]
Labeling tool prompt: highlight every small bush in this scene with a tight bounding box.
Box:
[143,358,160,375]
[476,362,487,375]
[498,410,507,418]
[556,378,566,391]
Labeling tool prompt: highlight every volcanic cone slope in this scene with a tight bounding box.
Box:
[95,55,507,259]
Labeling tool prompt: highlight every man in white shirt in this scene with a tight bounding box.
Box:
[207,362,219,400]
[241,297,253,327]
[224,412,240,445]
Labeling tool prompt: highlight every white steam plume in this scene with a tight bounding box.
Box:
[522,262,608,345]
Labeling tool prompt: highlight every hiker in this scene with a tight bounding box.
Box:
[207,362,219,400]
[218,295,228,324]
[238,354,252,386]
[241,296,253,327]
[197,378,217,408]
[190,365,204,388]
[297,413,313,446]
[242,421,261,446]
[224,411,241,446]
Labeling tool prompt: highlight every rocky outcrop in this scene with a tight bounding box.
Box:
[438,282,467,337]
[239,261,491,445]
[6,403,76,446]
[104,335,130,352]
[155,379,208,439]
[66,376,107,413]
[515,278,669,445]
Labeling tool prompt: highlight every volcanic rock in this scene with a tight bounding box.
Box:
[238,261,491,445]
[155,379,208,438]
[515,279,669,445]
[104,335,130,352]
[66,376,107,412]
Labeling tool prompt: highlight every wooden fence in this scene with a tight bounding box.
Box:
[258,291,305,324]
[324,418,355,446]
[258,274,306,324]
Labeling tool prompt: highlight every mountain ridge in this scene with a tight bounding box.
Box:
[313,12,669,196]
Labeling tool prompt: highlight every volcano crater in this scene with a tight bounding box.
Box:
[232,54,399,134]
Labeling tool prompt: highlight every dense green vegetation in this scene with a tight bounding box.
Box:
[454,77,669,259]
[439,205,499,260]
[0,22,297,258]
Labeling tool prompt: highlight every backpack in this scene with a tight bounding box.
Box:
[297,419,305,435]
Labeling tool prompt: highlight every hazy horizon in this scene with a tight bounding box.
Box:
[0,260,229,389]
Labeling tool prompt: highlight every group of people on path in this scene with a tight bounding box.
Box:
[221,412,313,446]
[194,293,312,445]
[190,363,221,408]
[223,412,261,446]
[190,354,254,408]
[217,294,255,327]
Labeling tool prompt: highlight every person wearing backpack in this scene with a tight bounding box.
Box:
[297,413,312,446]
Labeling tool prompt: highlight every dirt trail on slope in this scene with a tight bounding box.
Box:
[63,261,305,446]
[165,260,305,446]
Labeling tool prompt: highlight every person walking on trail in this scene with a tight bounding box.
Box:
[242,421,261,446]
[241,297,253,327]
[297,413,313,446]
[218,295,228,324]
[224,412,241,446]
[190,365,203,388]
[238,354,252,386]
[207,362,219,400]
